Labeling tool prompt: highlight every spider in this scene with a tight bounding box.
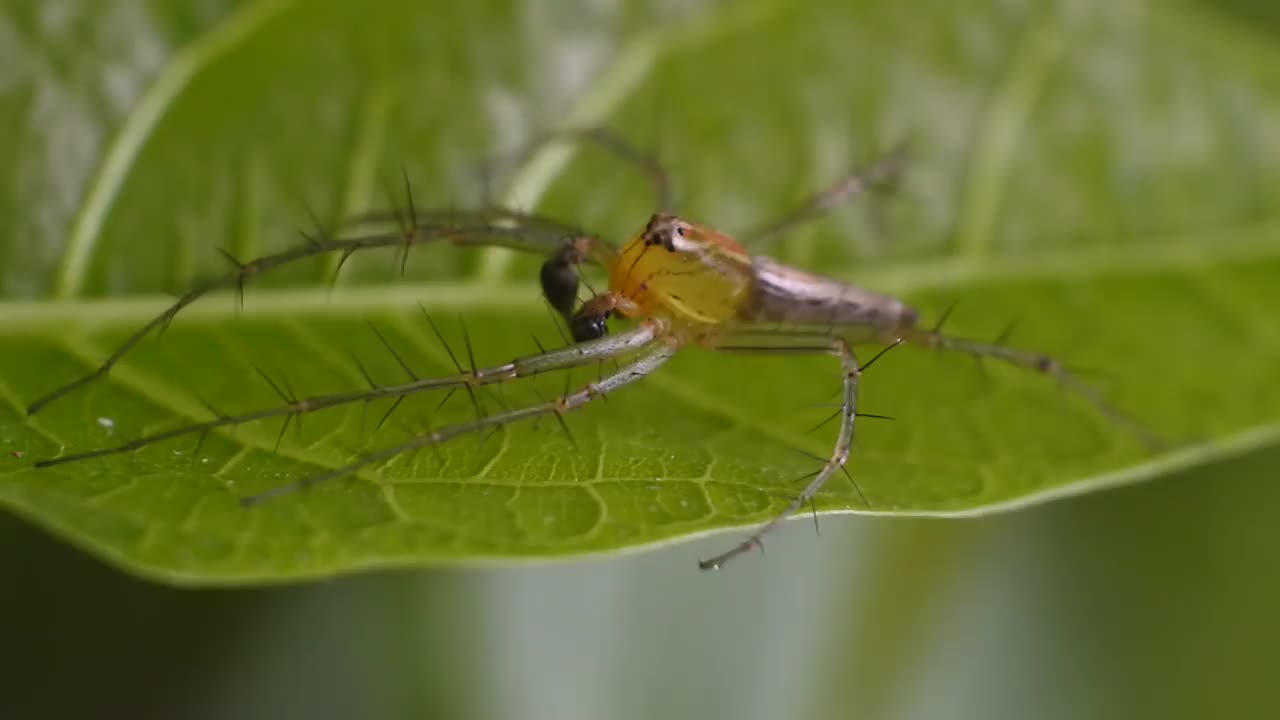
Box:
[27,129,1156,570]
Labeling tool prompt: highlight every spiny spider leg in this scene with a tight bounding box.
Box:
[891,323,1163,450]
[339,206,590,242]
[742,142,910,250]
[498,126,674,213]
[27,217,613,416]
[725,144,1157,448]
[242,340,678,506]
[33,322,662,469]
[552,127,675,212]
[697,336,899,571]
[708,327,871,355]
[720,310,1160,450]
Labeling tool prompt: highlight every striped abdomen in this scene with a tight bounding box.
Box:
[743,256,919,331]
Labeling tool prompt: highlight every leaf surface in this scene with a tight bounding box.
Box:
[1,0,1277,583]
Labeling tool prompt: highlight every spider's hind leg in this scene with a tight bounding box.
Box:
[893,322,1163,450]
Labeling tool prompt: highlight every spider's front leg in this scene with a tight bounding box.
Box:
[25,209,611,416]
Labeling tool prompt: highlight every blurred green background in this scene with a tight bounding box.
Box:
[3,0,1279,718]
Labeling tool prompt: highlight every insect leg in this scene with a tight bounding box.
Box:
[241,339,678,505]
[33,321,663,469]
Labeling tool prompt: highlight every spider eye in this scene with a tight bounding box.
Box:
[638,217,685,252]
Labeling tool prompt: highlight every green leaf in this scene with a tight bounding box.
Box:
[1,0,1277,584]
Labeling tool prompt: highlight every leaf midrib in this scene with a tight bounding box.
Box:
[4,217,1276,331]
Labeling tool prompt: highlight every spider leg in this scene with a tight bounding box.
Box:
[892,323,1163,449]
[339,206,590,245]
[553,127,675,212]
[33,321,664,469]
[241,339,678,505]
[698,333,882,571]
[500,126,674,213]
[742,142,909,250]
[27,214,615,416]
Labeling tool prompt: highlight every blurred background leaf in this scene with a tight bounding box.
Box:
[1,0,1278,717]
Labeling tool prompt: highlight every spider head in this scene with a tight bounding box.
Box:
[640,213,691,252]
[609,215,754,326]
